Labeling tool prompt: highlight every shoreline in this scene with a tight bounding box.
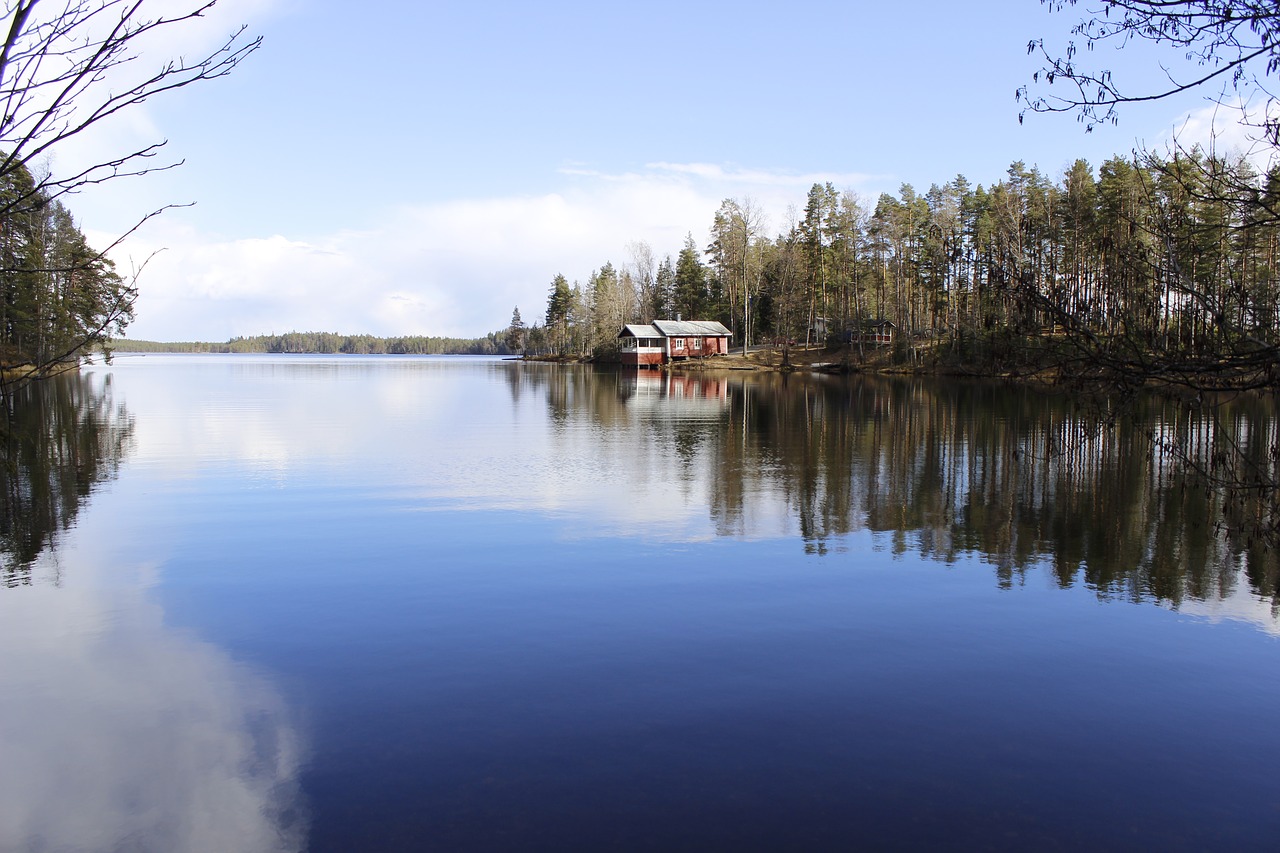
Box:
[522,345,1041,382]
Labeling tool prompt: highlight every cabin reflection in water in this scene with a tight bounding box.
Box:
[617,370,730,416]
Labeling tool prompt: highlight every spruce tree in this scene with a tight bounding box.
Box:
[504,307,526,354]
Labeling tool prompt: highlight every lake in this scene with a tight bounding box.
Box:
[2,354,1277,851]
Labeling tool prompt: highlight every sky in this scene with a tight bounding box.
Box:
[45,0,1273,341]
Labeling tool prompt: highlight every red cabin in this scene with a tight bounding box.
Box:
[618,320,733,367]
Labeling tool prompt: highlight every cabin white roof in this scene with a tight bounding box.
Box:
[651,319,732,338]
[618,324,661,339]
[619,321,732,339]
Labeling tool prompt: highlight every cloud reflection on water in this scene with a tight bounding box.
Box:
[0,577,307,853]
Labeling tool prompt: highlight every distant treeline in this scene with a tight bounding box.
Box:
[117,331,511,355]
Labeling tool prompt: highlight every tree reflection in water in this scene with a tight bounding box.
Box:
[516,365,1278,610]
[1,370,133,586]
[0,367,308,853]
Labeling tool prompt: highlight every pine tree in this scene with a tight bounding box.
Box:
[654,256,677,319]
[674,234,708,320]
[545,274,573,355]
[504,306,526,354]
[0,162,133,375]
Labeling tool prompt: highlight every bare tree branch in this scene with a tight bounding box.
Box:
[0,1,259,396]
[1018,1,1280,144]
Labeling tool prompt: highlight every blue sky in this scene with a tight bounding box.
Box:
[54,0,1264,340]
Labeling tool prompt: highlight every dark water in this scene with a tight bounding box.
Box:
[2,355,1278,852]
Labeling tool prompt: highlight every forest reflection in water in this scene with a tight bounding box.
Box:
[2,357,1279,851]
[0,370,307,853]
[1,371,133,587]
[4,358,1277,620]
[512,363,1279,617]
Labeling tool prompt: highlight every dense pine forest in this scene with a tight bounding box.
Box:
[0,160,134,385]
[525,149,1280,393]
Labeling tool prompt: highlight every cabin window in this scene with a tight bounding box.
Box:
[674,338,684,351]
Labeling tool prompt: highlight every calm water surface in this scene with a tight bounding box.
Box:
[2,354,1278,851]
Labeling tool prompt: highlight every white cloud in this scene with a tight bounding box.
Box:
[110,162,867,341]
[1158,98,1280,170]
[644,161,885,188]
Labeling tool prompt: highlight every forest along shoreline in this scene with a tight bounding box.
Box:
[526,337,1279,552]
[522,339,1176,385]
